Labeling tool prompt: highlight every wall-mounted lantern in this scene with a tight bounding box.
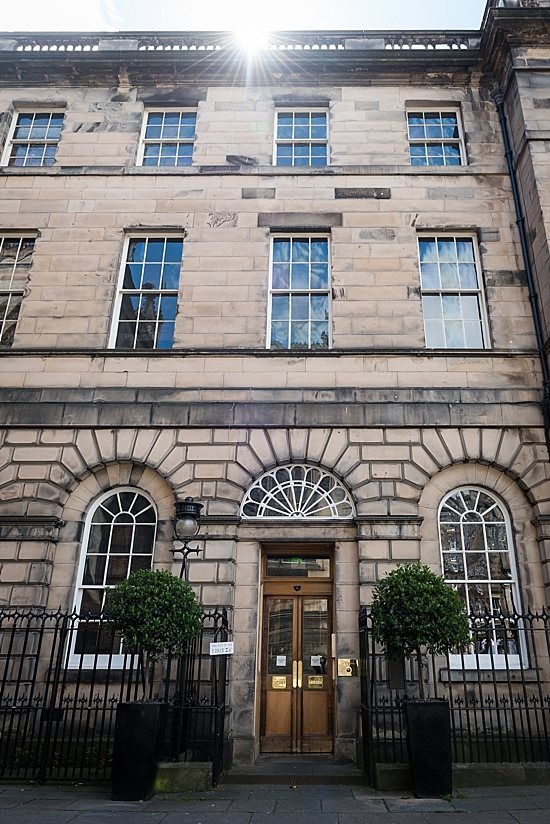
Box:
[171,496,204,581]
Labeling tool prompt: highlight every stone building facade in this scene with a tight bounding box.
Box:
[2,0,550,765]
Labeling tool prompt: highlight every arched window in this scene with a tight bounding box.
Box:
[439,486,523,668]
[72,488,157,665]
[240,464,354,519]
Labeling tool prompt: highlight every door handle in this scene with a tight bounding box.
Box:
[298,660,303,688]
[292,660,297,688]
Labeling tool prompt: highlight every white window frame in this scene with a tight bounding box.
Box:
[0,234,36,348]
[136,108,197,167]
[418,233,490,349]
[267,233,332,351]
[406,107,466,167]
[438,486,526,670]
[109,233,184,350]
[273,108,330,167]
[69,486,157,669]
[0,109,65,168]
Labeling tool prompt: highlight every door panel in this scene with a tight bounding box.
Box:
[260,589,333,753]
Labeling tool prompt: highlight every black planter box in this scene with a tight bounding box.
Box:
[111,702,168,801]
[403,699,452,798]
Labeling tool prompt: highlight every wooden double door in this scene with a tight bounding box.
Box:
[260,561,334,754]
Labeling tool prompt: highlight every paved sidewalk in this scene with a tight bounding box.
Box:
[1,780,550,823]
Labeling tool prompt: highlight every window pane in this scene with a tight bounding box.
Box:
[444,320,465,348]
[83,555,106,586]
[273,239,290,262]
[311,294,329,320]
[422,295,442,319]
[424,320,445,348]
[419,239,437,262]
[272,294,289,320]
[311,322,329,349]
[133,525,156,553]
[271,321,289,349]
[272,263,290,289]
[291,263,309,289]
[290,320,309,348]
[106,556,130,585]
[292,240,309,262]
[440,263,459,289]
[420,263,440,289]
[291,295,310,320]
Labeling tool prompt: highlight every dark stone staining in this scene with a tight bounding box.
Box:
[478,228,501,242]
[137,89,207,105]
[358,228,396,241]
[335,188,391,200]
[273,95,336,105]
[407,286,421,299]
[242,188,275,199]
[484,269,528,287]
[75,112,141,133]
[215,101,258,111]
[199,166,238,173]
[354,101,380,111]
[534,98,550,108]
[110,92,132,102]
[258,212,342,228]
[427,187,474,199]
[227,155,257,166]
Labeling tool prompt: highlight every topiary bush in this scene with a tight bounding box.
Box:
[105,568,203,663]
[371,563,471,698]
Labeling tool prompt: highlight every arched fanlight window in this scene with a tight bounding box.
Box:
[439,487,524,669]
[240,464,354,519]
[72,488,157,665]
[438,486,519,616]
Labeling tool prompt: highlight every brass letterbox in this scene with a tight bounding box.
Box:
[308,675,324,689]
[272,676,287,689]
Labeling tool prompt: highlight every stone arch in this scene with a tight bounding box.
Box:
[49,462,175,610]
[418,463,546,609]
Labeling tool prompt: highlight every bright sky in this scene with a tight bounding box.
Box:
[2,0,489,34]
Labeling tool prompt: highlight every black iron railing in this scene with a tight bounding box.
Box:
[359,607,550,787]
[0,607,230,784]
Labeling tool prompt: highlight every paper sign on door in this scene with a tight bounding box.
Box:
[276,656,286,666]
[311,655,322,667]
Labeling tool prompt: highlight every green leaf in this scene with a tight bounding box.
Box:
[105,569,204,661]
[371,563,471,658]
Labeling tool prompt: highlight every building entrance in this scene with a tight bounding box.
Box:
[259,546,334,754]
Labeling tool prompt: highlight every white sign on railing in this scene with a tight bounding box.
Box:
[210,641,234,656]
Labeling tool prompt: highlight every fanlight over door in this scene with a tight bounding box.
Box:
[241,465,354,519]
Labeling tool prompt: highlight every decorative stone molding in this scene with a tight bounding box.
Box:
[0,516,65,542]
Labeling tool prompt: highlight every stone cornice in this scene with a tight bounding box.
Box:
[0,516,65,542]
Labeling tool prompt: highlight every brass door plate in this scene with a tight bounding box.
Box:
[308,675,324,689]
[272,676,287,689]
[337,658,358,677]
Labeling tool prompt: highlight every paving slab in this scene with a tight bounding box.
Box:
[423,814,519,824]
[163,814,252,824]
[335,815,427,824]
[250,814,338,824]
[321,797,388,812]
[511,812,550,823]
[69,815,165,824]
[452,797,541,811]
[0,812,80,824]
[385,798,453,812]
